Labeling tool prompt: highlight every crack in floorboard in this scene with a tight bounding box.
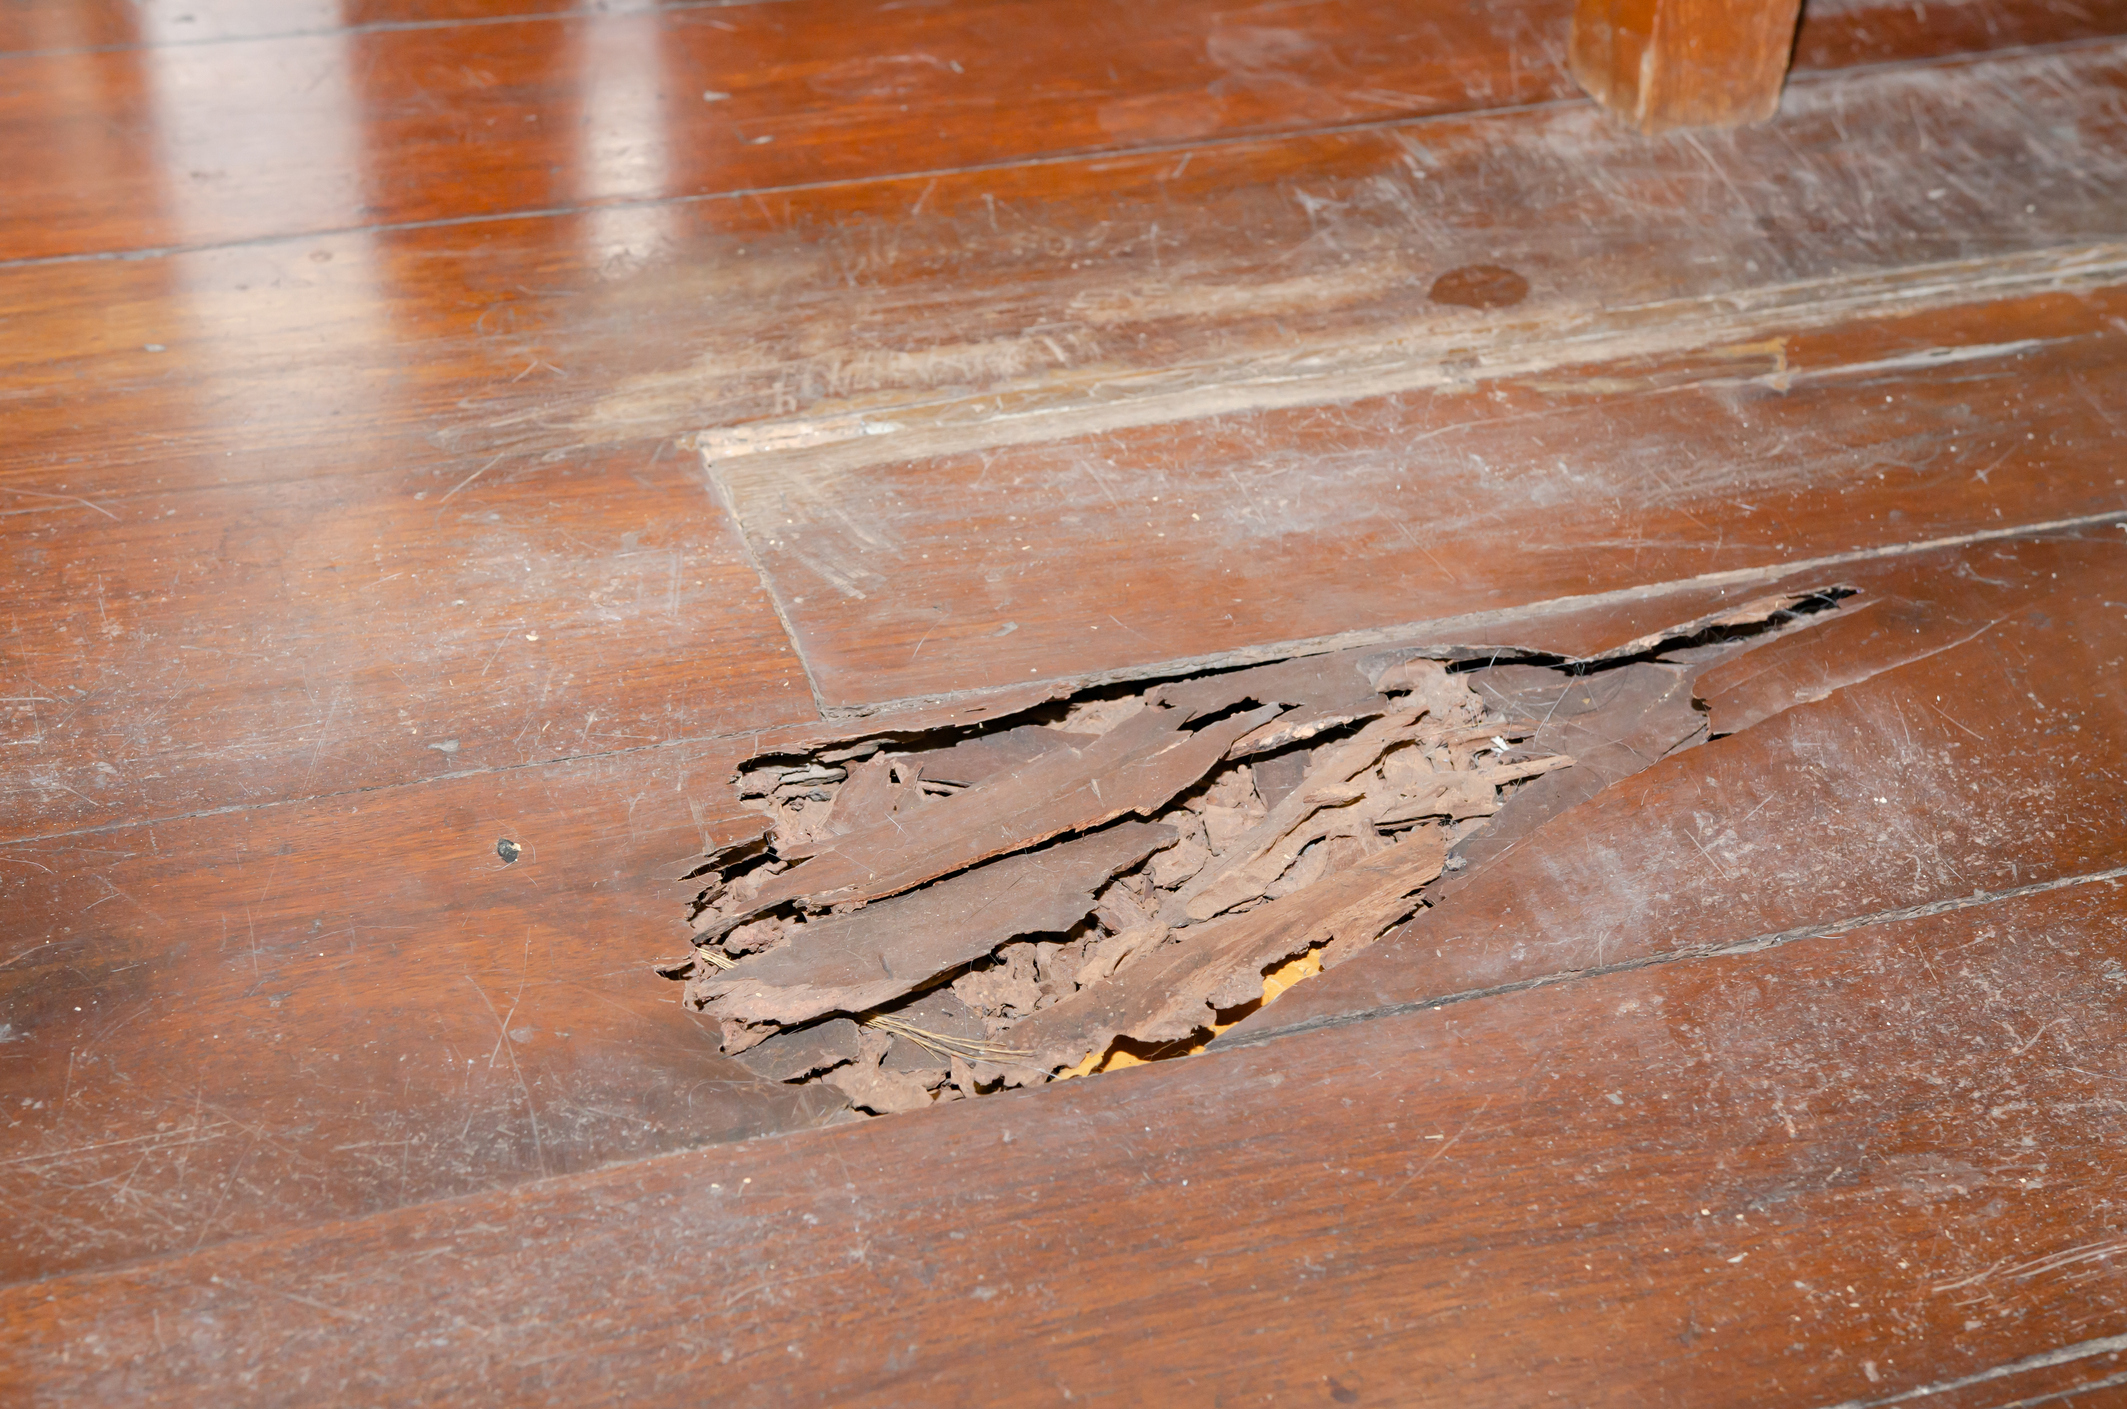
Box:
[1219,864,2127,1052]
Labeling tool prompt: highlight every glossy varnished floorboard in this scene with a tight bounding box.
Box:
[3,0,2124,1401]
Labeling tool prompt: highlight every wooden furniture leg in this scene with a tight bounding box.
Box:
[1570,0,1806,131]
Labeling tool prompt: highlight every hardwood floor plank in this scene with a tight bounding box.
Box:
[0,2,687,54]
[7,0,2123,260]
[9,0,2122,60]
[1787,0,2127,71]
[0,164,825,834]
[5,872,2120,1403]
[1228,529,2127,1041]
[0,735,845,1284]
[0,433,814,840]
[0,0,1571,260]
[734,284,2127,711]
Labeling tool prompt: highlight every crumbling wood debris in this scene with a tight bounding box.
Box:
[692,698,1283,944]
[661,589,1856,1116]
[661,645,1585,1114]
[1002,826,1449,1077]
[686,819,1176,1053]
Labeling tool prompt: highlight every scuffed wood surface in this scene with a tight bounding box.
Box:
[5,0,2126,1397]
[734,281,2127,709]
[8,44,2124,835]
[2,0,1580,259]
[1230,530,2127,1043]
[0,736,847,1285]
[7,877,2123,1406]
[0,406,817,839]
[691,39,2127,706]
[9,0,2106,258]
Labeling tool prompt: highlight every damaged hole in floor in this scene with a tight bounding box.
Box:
[658,589,1852,1117]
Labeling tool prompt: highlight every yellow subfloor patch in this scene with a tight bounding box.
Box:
[1057,947,1326,1079]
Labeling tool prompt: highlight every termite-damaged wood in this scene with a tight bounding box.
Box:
[659,587,1863,1115]
[1002,826,1449,1076]
[666,652,1560,1111]
[692,698,1283,943]
[686,819,1176,1052]
[665,591,1857,1114]
[1441,660,1706,892]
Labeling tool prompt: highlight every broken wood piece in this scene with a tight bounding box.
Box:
[1074,923,1169,988]
[1181,791,1385,923]
[1007,827,1448,1074]
[1441,661,1709,893]
[1370,753,1577,826]
[1153,648,1386,721]
[913,723,1100,787]
[820,754,904,836]
[1153,647,1426,758]
[687,820,1177,1047]
[1166,707,1428,923]
[698,701,1283,942]
[1570,0,1805,132]
[735,1017,863,1083]
[1248,748,1312,811]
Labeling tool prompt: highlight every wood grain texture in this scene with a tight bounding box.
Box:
[0,198,821,838]
[647,40,2127,482]
[0,432,813,840]
[0,1,677,53]
[0,0,1572,260]
[9,0,2123,261]
[0,734,852,1284]
[6,38,2120,834]
[4,0,2126,1395]
[6,875,2122,1405]
[1230,529,2127,1042]
[1572,0,1805,132]
[9,0,2119,66]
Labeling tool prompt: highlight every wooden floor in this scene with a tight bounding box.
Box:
[3,1,2125,1402]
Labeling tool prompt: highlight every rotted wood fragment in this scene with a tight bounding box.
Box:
[1168,708,1539,924]
[914,723,1099,786]
[696,701,1282,943]
[1159,649,1390,756]
[669,656,1587,1109]
[661,587,1870,1117]
[687,819,1176,1050]
[735,1017,863,1083]
[1005,827,1448,1075]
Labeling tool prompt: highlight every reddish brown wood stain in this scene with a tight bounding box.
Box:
[3,0,2125,1400]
